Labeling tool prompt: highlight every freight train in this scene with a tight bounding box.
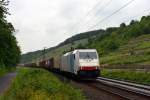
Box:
[24,49,100,78]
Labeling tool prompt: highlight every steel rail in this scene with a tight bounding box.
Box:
[96,77,150,98]
[97,77,150,91]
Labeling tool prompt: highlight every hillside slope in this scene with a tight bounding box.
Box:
[100,34,150,65]
[21,15,150,65]
[21,30,104,63]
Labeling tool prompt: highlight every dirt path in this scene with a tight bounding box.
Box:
[0,72,17,95]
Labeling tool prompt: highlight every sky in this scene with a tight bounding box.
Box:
[6,0,150,54]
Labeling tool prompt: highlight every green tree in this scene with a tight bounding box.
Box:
[0,0,21,67]
[129,20,139,25]
[120,23,126,28]
[76,43,85,49]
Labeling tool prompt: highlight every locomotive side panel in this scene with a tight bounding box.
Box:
[61,52,75,73]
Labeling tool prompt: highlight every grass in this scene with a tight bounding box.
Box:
[0,66,16,77]
[100,34,150,65]
[0,67,85,100]
[101,69,150,85]
[101,53,150,64]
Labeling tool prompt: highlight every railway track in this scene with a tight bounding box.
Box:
[89,77,150,100]
[54,72,150,100]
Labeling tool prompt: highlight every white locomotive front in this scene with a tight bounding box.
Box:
[61,49,100,78]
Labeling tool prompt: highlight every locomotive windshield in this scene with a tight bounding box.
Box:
[79,52,97,59]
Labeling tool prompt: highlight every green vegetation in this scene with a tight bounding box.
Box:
[21,15,150,65]
[0,68,85,100]
[21,38,88,63]
[100,34,150,64]
[87,16,150,55]
[87,16,150,65]
[59,30,104,47]
[101,69,150,85]
[0,0,20,69]
[0,66,16,76]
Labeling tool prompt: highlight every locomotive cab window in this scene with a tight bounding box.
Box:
[79,52,97,59]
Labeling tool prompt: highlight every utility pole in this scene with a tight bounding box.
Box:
[70,38,74,52]
[42,47,46,61]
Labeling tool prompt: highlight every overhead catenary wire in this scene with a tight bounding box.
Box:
[95,0,113,16]
[80,0,103,20]
[68,0,137,47]
[76,0,113,33]
[68,0,103,46]
[96,8,150,29]
[69,0,135,47]
[122,8,150,23]
[88,0,136,31]
[71,0,103,34]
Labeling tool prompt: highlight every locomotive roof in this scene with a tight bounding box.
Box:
[63,49,97,56]
[73,49,97,53]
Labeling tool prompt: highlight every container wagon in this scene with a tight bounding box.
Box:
[38,58,54,69]
[24,63,37,67]
[53,56,61,72]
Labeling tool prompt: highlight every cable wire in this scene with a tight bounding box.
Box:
[71,0,103,34]
[88,0,135,30]
[77,0,113,33]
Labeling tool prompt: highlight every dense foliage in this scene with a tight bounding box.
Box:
[87,15,150,55]
[0,68,85,100]
[0,0,20,67]
[21,15,150,64]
